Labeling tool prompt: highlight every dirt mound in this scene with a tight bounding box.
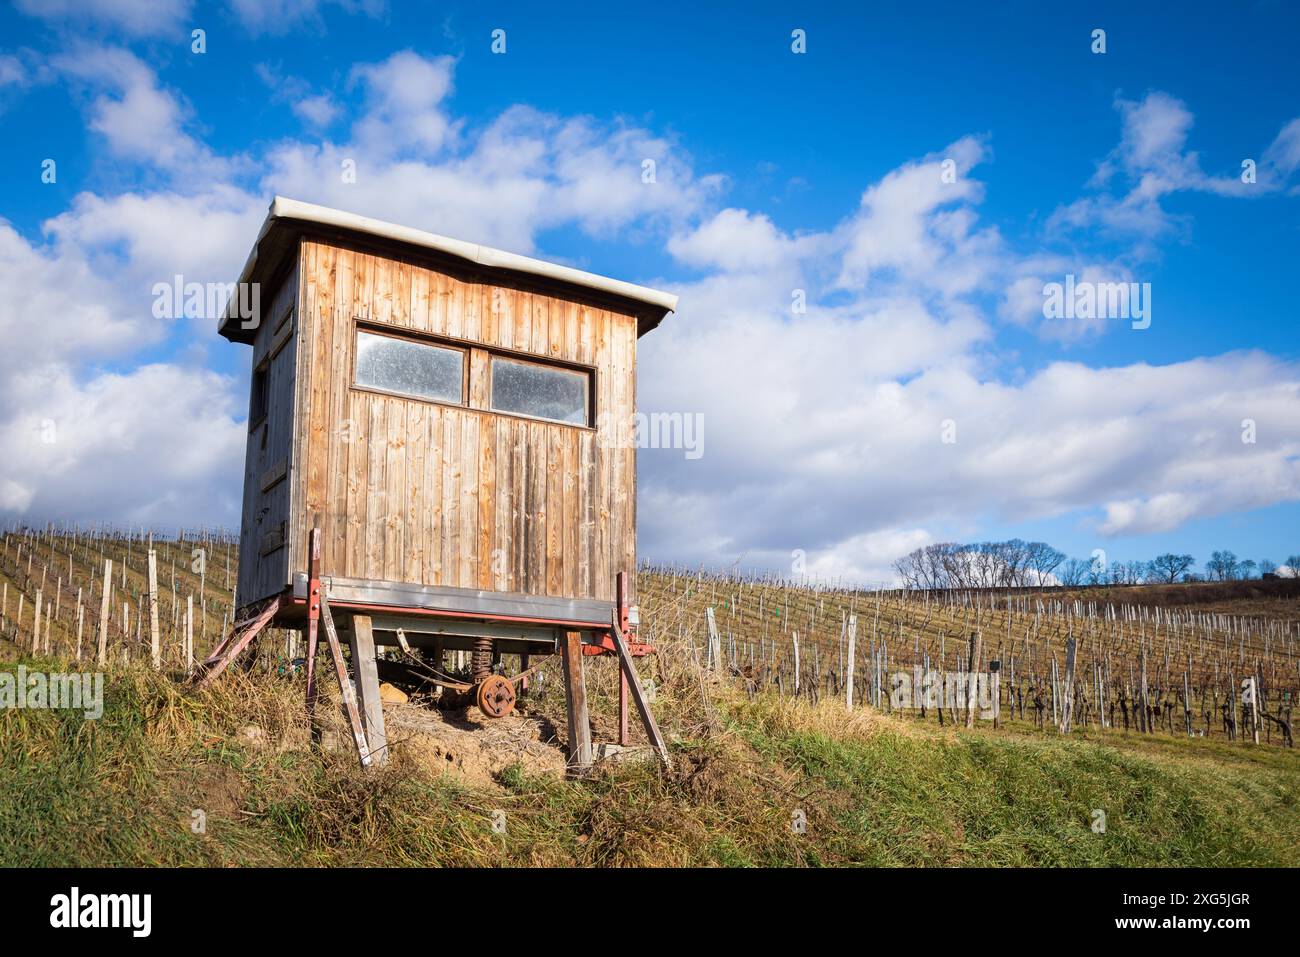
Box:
[384,699,567,787]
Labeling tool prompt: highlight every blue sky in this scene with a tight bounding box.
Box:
[1,0,1297,582]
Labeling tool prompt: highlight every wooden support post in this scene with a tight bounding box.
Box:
[610,614,671,768]
[560,630,592,772]
[147,549,161,669]
[319,596,373,769]
[618,667,629,746]
[348,614,388,764]
[305,529,322,718]
[96,558,112,665]
[194,597,281,688]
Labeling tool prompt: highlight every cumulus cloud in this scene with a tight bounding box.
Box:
[53,46,235,182]
[0,363,246,527]
[1048,91,1300,245]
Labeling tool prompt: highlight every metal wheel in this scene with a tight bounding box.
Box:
[476,674,517,718]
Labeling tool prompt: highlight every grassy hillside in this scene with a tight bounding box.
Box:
[2,655,1296,867]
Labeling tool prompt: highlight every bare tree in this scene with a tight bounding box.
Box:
[1059,558,1089,586]
[1207,550,1241,581]
[1148,553,1194,584]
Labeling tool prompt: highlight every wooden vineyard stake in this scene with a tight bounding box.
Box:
[318,596,373,768]
[561,630,592,771]
[96,559,112,665]
[610,613,671,768]
[706,606,721,671]
[32,590,41,655]
[1059,637,1077,734]
[845,613,857,710]
[147,549,161,669]
[966,631,982,729]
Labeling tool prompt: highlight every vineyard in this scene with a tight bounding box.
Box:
[2,522,1300,867]
[1,524,1298,750]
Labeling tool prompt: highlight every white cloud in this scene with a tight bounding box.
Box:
[228,0,386,36]
[0,363,245,527]
[1049,91,1300,244]
[14,0,192,37]
[293,92,340,129]
[348,50,459,156]
[53,47,234,182]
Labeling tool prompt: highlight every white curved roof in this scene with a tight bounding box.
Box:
[220,196,678,342]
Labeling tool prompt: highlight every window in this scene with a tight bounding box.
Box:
[490,356,590,426]
[250,364,269,425]
[354,329,464,405]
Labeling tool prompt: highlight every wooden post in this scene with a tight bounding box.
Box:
[305,529,322,719]
[560,630,592,771]
[318,597,372,768]
[96,558,112,665]
[348,615,388,764]
[185,595,194,673]
[1059,637,1077,734]
[1248,675,1260,746]
[792,630,801,695]
[845,614,857,710]
[609,616,671,767]
[32,590,41,655]
[965,631,981,729]
[147,549,161,669]
[706,606,721,671]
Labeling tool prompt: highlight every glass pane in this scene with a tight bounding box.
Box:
[354,331,463,404]
[491,357,588,425]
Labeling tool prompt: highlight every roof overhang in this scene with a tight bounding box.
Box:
[218,197,678,344]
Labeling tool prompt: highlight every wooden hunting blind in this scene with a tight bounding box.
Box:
[200,197,676,769]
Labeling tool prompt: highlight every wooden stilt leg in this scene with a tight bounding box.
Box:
[561,630,592,772]
[349,614,387,764]
[320,596,372,768]
[618,668,629,746]
[609,614,671,768]
[305,528,324,720]
[193,596,280,689]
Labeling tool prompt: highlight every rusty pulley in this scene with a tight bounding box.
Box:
[476,674,517,718]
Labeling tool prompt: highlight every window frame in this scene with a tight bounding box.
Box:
[347,318,598,430]
[349,322,470,410]
[249,361,270,431]
[487,352,593,428]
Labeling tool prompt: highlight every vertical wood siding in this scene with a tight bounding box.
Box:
[256,236,640,608]
[235,257,300,607]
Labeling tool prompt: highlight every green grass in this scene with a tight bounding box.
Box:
[1,657,1296,867]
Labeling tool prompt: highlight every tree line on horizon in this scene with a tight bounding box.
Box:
[892,540,1300,590]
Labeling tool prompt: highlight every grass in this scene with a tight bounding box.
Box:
[2,653,1297,868]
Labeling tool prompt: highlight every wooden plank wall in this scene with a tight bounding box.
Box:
[290,237,638,605]
[236,259,300,606]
